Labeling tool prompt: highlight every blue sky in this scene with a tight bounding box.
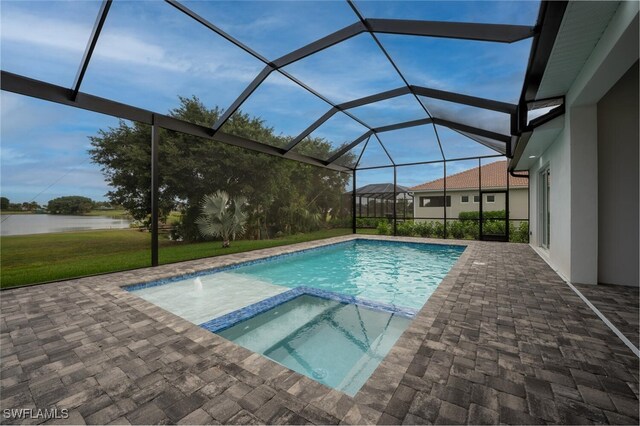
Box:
[0,0,539,203]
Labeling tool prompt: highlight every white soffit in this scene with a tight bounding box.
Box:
[516,115,565,171]
[536,1,621,99]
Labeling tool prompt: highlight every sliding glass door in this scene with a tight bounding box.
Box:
[540,167,551,248]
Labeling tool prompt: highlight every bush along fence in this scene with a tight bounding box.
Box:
[370,210,529,243]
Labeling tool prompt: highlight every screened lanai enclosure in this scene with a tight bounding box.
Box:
[0,0,567,287]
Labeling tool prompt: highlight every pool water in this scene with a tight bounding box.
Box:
[129,239,464,395]
[219,294,411,396]
[233,240,463,310]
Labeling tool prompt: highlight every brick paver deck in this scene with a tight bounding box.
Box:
[573,283,639,348]
[1,236,638,425]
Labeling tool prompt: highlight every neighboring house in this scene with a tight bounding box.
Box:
[346,183,411,218]
[409,161,528,221]
[510,2,638,287]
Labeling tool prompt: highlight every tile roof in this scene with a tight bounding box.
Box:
[410,160,528,191]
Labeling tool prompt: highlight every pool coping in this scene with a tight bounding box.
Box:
[112,234,473,419]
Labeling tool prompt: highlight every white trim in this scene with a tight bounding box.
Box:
[532,245,568,282]
[486,195,495,203]
[461,195,469,203]
[531,245,640,359]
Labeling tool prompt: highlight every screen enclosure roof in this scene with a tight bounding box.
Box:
[1,0,567,172]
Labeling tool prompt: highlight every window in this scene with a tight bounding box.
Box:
[540,167,551,248]
[486,195,495,203]
[461,195,469,203]
[420,196,451,207]
[473,195,480,203]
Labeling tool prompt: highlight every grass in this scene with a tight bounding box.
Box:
[83,209,131,218]
[0,228,351,289]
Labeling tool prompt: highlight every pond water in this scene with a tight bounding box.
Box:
[0,214,132,236]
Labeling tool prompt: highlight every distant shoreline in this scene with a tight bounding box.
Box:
[1,210,130,218]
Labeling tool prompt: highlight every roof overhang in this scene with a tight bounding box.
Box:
[511,0,640,172]
[511,114,565,171]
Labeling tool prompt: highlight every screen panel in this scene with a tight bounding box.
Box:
[420,96,511,136]
[220,72,332,148]
[400,163,446,237]
[378,34,532,103]
[1,0,103,87]
[181,0,358,60]
[333,140,368,169]
[437,125,498,159]
[357,137,394,169]
[349,95,428,128]
[354,168,395,233]
[445,159,480,239]
[378,125,443,165]
[354,0,541,26]
[283,34,406,104]
[0,92,151,288]
[82,0,265,119]
[158,136,352,265]
[292,113,370,160]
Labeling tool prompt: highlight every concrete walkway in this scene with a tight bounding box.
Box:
[1,236,638,425]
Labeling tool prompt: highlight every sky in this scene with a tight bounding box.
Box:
[0,0,540,203]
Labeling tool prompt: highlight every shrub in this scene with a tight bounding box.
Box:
[376,221,390,235]
[396,221,416,236]
[432,221,445,238]
[510,221,530,243]
[329,217,351,228]
[446,220,465,239]
[356,217,379,228]
[459,210,506,221]
[414,221,433,237]
[482,219,506,236]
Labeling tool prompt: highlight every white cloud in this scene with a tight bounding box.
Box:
[0,146,37,166]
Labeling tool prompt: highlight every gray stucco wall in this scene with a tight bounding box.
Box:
[597,61,639,287]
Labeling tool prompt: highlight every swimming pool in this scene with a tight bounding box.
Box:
[128,239,464,394]
[219,294,412,396]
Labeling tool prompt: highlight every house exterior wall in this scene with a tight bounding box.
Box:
[527,2,639,286]
[529,123,572,281]
[412,188,528,220]
[597,62,639,287]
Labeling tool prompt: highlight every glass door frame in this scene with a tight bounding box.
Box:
[539,166,551,249]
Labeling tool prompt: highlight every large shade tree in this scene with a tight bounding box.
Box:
[89,97,352,241]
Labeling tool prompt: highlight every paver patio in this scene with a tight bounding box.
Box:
[1,236,638,425]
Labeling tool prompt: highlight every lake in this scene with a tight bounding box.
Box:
[0,214,133,236]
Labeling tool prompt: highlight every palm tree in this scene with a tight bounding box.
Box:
[196,191,248,248]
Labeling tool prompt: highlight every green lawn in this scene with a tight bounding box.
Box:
[84,209,131,218]
[0,228,351,288]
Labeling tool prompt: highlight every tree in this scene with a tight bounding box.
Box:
[196,191,248,248]
[47,196,93,215]
[0,197,9,210]
[21,201,40,211]
[89,96,354,241]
